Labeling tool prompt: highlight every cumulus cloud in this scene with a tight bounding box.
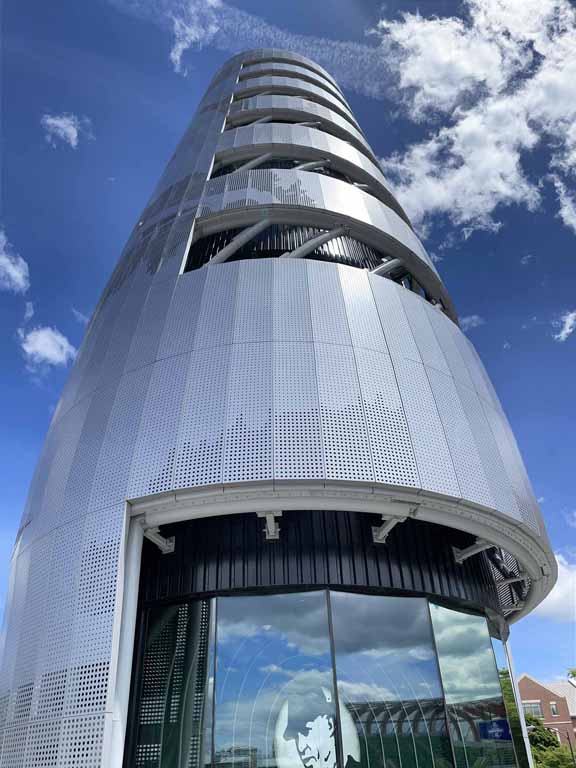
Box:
[460,314,486,332]
[534,554,576,623]
[109,0,576,240]
[41,113,93,149]
[23,302,34,322]
[0,229,30,294]
[376,0,576,236]
[552,310,576,342]
[19,326,77,373]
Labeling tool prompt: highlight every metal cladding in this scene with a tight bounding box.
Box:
[0,49,555,766]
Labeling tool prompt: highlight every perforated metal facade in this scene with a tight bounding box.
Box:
[0,49,555,766]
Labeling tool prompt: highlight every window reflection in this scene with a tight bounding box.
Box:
[429,604,517,768]
[214,591,336,768]
[492,639,531,768]
[331,593,454,768]
[131,600,214,767]
[128,592,522,768]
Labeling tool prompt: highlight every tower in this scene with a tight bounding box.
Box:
[1,49,555,768]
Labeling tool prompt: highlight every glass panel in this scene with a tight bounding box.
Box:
[214,591,336,768]
[330,592,454,768]
[429,604,517,768]
[522,703,543,719]
[492,638,531,768]
[131,600,214,768]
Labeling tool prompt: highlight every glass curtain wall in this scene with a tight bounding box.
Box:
[429,604,516,768]
[330,593,454,768]
[126,593,519,768]
[130,600,215,768]
[491,639,532,768]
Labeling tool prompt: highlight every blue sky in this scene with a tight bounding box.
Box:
[1,0,574,683]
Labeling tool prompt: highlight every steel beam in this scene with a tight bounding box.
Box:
[280,225,347,259]
[209,218,272,265]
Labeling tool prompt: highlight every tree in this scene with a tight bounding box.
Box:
[532,746,575,768]
[499,668,531,768]
[568,669,576,680]
[526,714,562,751]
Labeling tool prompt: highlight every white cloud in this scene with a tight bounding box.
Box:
[520,254,535,265]
[534,554,576,623]
[109,0,576,240]
[376,0,576,236]
[23,302,34,323]
[460,314,486,332]
[374,10,522,121]
[552,310,576,342]
[19,326,76,372]
[565,511,576,529]
[503,340,511,350]
[41,113,93,149]
[108,0,392,97]
[549,175,576,234]
[0,230,30,294]
[72,307,89,325]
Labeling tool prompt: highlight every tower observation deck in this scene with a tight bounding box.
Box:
[0,50,555,768]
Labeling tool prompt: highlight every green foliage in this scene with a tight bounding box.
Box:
[532,746,575,768]
[526,714,562,751]
[568,669,576,680]
[498,669,531,768]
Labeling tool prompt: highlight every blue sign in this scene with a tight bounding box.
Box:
[479,720,512,741]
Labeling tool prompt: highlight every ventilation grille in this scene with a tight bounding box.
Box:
[212,158,353,184]
[185,224,388,271]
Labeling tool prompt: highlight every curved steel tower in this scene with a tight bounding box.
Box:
[1,49,555,768]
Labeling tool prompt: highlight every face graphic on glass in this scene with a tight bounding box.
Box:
[296,714,337,768]
[282,688,337,768]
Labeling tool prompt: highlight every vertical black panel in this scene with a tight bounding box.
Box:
[138,510,500,615]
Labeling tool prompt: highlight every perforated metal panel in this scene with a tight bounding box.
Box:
[272,259,313,341]
[223,342,273,482]
[228,94,372,155]
[240,62,345,101]
[391,356,460,498]
[157,269,207,360]
[427,367,494,509]
[339,265,387,352]
[425,303,476,391]
[174,347,230,489]
[400,290,451,374]
[455,382,521,521]
[128,355,189,499]
[368,275,421,362]
[89,365,153,512]
[233,259,274,343]
[194,262,239,349]
[307,260,351,345]
[315,343,373,481]
[355,348,419,487]
[273,342,324,478]
[233,75,356,122]
[124,279,175,372]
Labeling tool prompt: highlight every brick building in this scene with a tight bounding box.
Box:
[519,674,576,748]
